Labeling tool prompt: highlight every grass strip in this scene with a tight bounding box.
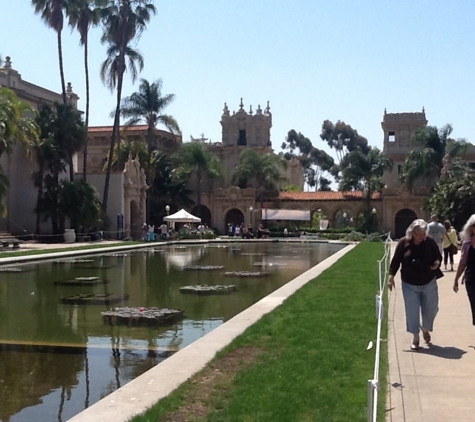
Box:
[132,242,387,422]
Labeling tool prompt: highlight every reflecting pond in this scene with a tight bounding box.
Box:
[0,241,344,422]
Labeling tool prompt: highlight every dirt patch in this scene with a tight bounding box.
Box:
[160,345,262,422]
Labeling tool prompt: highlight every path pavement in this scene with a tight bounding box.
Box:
[387,247,475,422]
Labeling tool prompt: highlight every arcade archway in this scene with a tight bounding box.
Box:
[224,208,245,232]
[395,209,417,239]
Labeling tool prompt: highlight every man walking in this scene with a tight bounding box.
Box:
[427,214,445,254]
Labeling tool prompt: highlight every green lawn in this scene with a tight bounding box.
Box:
[132,242,387,422]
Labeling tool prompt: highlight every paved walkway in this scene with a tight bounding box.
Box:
[387,247,475,421]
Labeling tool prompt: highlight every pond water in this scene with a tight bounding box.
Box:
[0,241,344,422]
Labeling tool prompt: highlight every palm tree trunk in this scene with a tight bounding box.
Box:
[69,154,75,182]
[82,35,90,181]
[35,170,44,235]
[57,30,67,105]
[103,71,124,214]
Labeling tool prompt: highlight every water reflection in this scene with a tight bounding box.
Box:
[0,241,344,422]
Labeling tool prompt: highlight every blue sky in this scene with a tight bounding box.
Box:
[2,1,475,164]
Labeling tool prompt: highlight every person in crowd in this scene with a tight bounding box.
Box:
[427,214,445,254]
[160,222,168,240]
[147,224,155,241]
[388,219,443,350]
[453,214,475,326]
[442,220,458,271]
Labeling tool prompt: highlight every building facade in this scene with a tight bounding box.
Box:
[4,56,475,238]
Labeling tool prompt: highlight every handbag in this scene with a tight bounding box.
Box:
[450,243,458,255]
[446,233,458,255]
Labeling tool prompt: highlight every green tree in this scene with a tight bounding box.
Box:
[148,151,194,226]
[66,0,106,180]
[281,129,334,191]
[232,149,287,207]
[105,139,148,172]
[59,179,102,231]
[55,102,87,181]
[34,103,86,233]
[319,120,370,180]
[99,0,156,214]
[340,147,392,232]
[0,87,38,157]
[175,140,223,216]
[401,124,467,190]
[119,78,180,219]
[424,167,475,230]
[0,88,38,216]
[31,0,68,104]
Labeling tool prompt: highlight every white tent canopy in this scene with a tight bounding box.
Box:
[164,209,201,223]
[263,209,311,221]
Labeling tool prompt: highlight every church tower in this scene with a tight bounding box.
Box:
[220,98,272,147]
[381,109,427,191]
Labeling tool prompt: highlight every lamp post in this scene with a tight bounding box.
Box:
[249,206,253,231]
[165,205,170,229]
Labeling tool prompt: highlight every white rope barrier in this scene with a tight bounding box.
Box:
[368,234,392,422]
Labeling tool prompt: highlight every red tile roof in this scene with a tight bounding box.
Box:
[88,125,149,133]
[279,191,381,201]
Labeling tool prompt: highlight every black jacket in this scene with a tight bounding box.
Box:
[389,236,443,285]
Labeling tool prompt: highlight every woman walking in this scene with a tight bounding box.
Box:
[453,214,475,326]
[388,219,443,350]
[442,220,458,271]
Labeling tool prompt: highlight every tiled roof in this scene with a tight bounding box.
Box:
[279,191,381,201]
[88,125,149,133]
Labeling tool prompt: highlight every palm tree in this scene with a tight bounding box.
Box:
[99,0,156,214]
[31,0,68,104]
[34,103,86,232]
[401,124,467,190]
[232,149,288,208]
[66,0,106,180]
[55,102,87,181]
[0,87,38,158]
[175,140,223,216]
[119,78,180,220]
[104,139,148,172]
[340,147,392,212]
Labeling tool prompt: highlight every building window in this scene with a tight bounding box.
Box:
[389,131,395,142]
[469,162,475,170]
[398,164,403,174]
[238,129,247,146]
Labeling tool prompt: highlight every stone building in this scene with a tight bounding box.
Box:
[0,56,78,235]
[4,55,475,238]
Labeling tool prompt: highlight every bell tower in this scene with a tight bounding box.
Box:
[381,108,427,191]
[220,98,272,147]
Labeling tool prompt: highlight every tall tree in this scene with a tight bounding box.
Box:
[55,102,87,181]
[148,151,194,226]
[232,149,287,207]
[34,103,86,232]
[320,120,370,180]
[66,0,106,180]
[340,147,392,232]
[400,124,467,190]
[119,78,180,219]
[281,129,334,191]
[175,140,223,216]
[99,0,156,214]
[340,147,392,209]
[31,0,68,104]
